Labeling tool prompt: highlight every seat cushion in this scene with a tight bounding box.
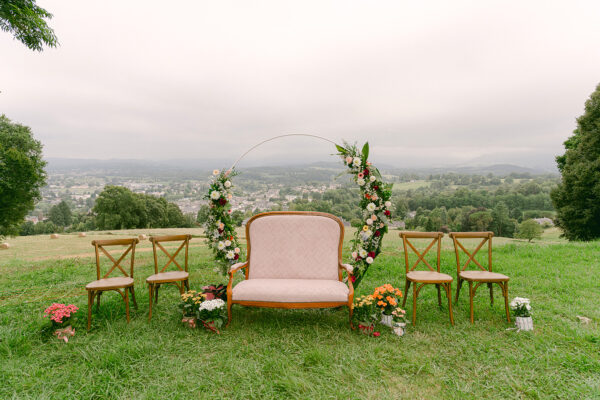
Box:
[459,270,509,282]
[232,279,350,303]
[407,270,453,282]
[247,214,341,280]
[146,271,189,283]
[86,276,134,290]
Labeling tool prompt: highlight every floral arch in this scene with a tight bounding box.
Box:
[204,135,393,288]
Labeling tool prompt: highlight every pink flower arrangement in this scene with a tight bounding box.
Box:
[44,303,79,325]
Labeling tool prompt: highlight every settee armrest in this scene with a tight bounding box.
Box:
[339,263,354,274]
[229,262,248,274]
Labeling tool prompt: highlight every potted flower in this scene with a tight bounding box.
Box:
[43,303,78,342]
[197,298,227,334]
[179,290,204,328]
[352,295,380,336]
[373,284,403,327]
[202,284,227,301]
[510,297,533,331]
[391,307,407,336]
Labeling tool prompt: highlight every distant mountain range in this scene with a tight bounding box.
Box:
[45,158,557,177]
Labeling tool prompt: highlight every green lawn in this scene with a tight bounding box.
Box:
[1,230,599,399]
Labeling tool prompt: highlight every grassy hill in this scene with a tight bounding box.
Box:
[0,228,598,399]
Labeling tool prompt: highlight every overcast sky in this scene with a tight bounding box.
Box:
[1,0,599,169]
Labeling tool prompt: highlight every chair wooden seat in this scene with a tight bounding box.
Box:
[399,231,454,325]
[146,271,189,283]
[147,235,192,321]
[459,270,509,282]
[407,270,453,283]
[450,232,511,324]
[86,238,139,330]
[86,277,134,290]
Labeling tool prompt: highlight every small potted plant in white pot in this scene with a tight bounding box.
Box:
[391,307,407,336]
[510,297,533,331]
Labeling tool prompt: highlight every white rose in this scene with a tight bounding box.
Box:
[366,256,374,264]
[369,175,376,182]
[226,250,235,259]
[366,219,373,226]
[357,179,366,186]
[224,181,232,188]
[212,169,220,176]
[225,240,232,247]
[210,190,220,200]
[352,157,361,167]
[385,201,392,208]
[217,241,225,250]
[359,249,367,258]
[366,203,376,212]
[234,247,240,254]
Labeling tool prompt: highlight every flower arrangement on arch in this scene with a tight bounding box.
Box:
[373,284,403,316]
[336,142,393,287]
[510,297,532,318]
[204,168,244,275]
[197,298,227,334]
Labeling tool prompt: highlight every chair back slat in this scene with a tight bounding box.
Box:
[399,231,443,273]
[149,234,192,274]
[449,232,493,274]
[91,238,139,280]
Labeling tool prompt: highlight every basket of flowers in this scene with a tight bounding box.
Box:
[352,295,380,337]
[179,290,205,328]
[43,303,78,342]
[372,284,403,326]
[510,297,533,331]
[197,298,227,334]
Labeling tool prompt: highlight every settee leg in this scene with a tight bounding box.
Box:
[226,301,232,327]
[348,304,354,330]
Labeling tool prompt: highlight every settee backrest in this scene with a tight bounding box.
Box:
[246,212,343,280]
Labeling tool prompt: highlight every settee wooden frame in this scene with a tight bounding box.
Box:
[226,211,355,328]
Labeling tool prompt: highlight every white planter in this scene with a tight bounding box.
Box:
[381,313,393,327]
[393,322,406,336]
[515,316,533,331]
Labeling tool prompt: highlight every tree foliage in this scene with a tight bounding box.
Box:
[551,83,600,241]
[0,0,58,51]
[517,219,543,242]
[48,200,72,227]
[0,115,47,237]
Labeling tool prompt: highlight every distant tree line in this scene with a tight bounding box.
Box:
[19,186,195,235]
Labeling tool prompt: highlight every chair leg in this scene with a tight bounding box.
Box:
[436,284,442,307]
[402,279,410,308]
[226,301,232,327]
[130,286,138,310]
[455,278,463,303]
[96,291,102,311]
[125,287,130,323]
[154,284,160,304]
[468,281,474,324]
[412,281,417,325]
[488,282,494,306]
[178,281,184,295]
[446,283,455,326]
[184,279,190,291]
[148,283,153,322]
[87,290,93,331]
[503,281,511,323]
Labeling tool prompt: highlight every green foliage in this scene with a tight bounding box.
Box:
[196,205,210,224]
[93,185,187,230]
[517,219,543,242]
[0,115,47,237]
[551,83,600,241]
[0,0,58,51]
[48,200,72,227]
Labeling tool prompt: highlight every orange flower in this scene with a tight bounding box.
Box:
[377,301,385,306]
[389,298,397,306]
[365,193,371,199]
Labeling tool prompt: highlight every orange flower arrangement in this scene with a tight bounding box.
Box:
[373,284,403,315]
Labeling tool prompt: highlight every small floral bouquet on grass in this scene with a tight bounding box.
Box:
[43,303,78,343]
[391,307,407,336]
[510,297,532,317]
[352,295,381,337]
[197,298,227,334]
[373,284,403,316]
[202,284,227,301]
[179,290,205,328]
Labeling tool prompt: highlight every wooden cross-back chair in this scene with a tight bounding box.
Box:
[399,231,454,325]
[86,238,139,330]
[449,232,510,323]
[147,234,192,321]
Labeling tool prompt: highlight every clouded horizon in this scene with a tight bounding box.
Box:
[1,0,599,170]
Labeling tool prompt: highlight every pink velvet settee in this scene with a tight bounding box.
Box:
[226,211,355,327]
